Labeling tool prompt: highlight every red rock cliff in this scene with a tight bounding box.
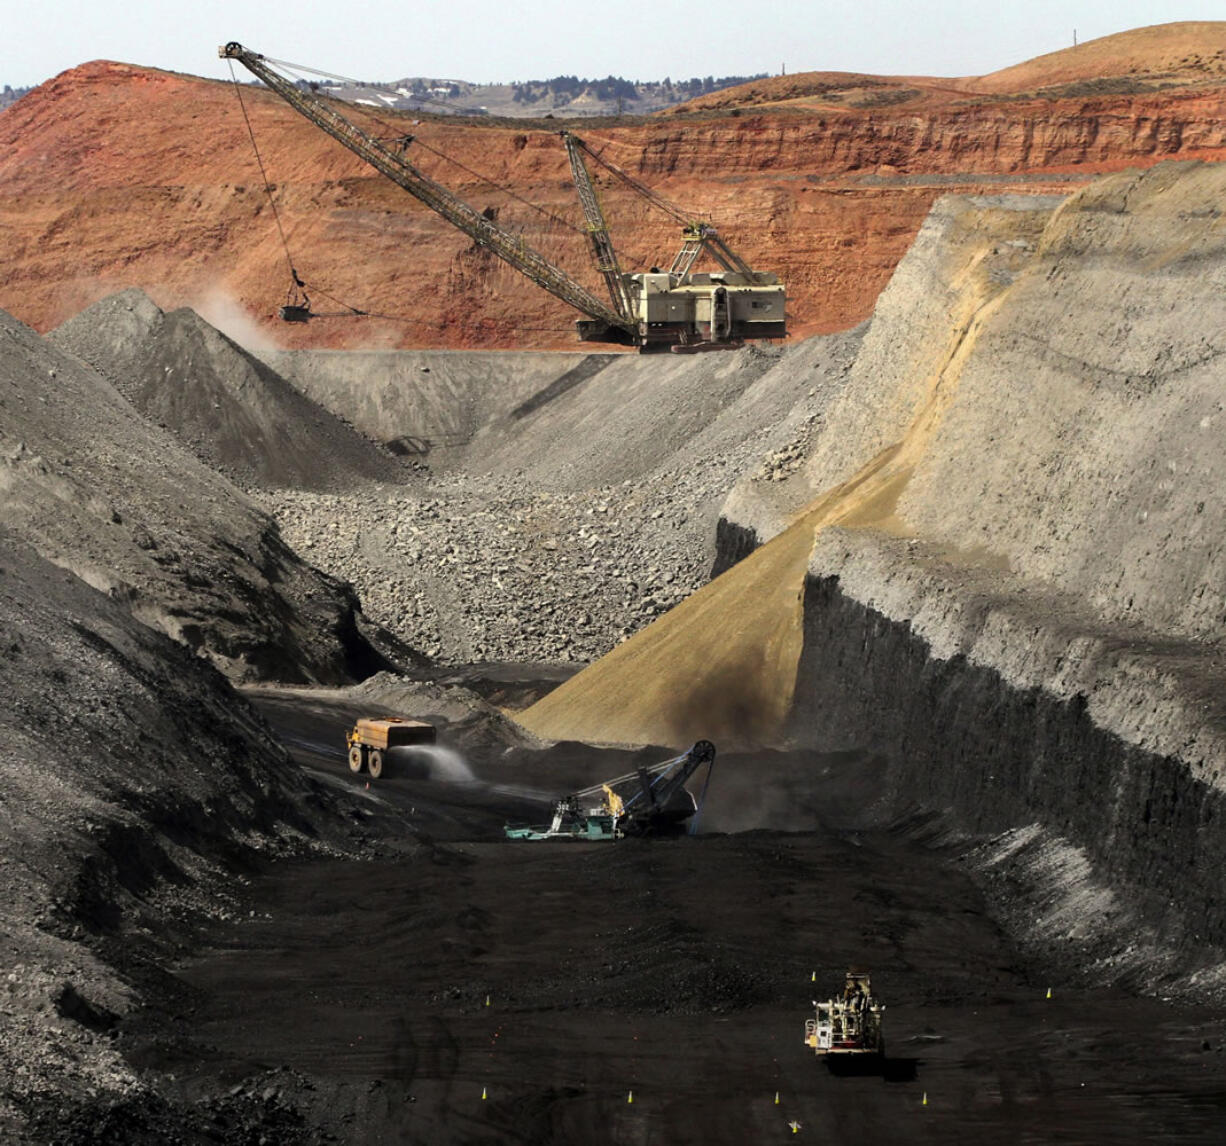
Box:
[3,24,1226,349]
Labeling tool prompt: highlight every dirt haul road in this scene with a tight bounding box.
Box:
[114,693,1226,1145]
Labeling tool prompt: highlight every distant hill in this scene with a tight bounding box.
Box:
[967,20,1226,94]
[0,84,31,109]
[673,20,1226,113]
[303,72,769,118]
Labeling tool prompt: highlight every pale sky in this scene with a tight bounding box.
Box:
[1,1,1221,90]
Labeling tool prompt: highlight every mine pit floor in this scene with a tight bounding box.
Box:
[119,692,1226,1144]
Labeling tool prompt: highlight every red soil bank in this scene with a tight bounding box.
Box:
[2,23,1226,349]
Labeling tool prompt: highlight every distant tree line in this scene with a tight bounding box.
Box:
[511,73,767,105]
[279,70,769,115]
[399,79,463,97]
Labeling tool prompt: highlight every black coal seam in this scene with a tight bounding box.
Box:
[710,516,760,579]
[789,573,1226,949]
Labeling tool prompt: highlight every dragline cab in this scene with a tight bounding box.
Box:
[609,265,786,350]
[560,130,786,350]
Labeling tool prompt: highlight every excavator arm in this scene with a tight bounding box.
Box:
[219,43,635,338]
[626,739,716,823]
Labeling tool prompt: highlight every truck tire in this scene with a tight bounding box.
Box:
[348,745,365,773]
[368,749,384,779]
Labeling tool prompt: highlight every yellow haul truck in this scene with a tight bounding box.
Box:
[346,717,436,779]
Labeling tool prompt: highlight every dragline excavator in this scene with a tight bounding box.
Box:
[220,43,786,351]
[504,740,717,840]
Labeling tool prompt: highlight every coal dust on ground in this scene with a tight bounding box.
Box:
[118,692,1226,1145]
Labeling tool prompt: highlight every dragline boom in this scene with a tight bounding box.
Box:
[220,42,633,338]
[561,132,633,322]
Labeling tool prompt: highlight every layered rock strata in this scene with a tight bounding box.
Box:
[524,162,1226,982]
[5,25,1226,350]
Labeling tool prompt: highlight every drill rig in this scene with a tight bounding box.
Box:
[804,971,886,1061]
[220,43,786,351]
[504,740,716,840]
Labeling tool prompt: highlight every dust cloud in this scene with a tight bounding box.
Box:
[193,289,281,354]
[695,750,887,835]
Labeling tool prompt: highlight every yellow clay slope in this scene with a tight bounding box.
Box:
[518,219,1021,749]
[517,447,904,748]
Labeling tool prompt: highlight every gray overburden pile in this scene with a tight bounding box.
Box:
[8,156,1226,1138]
[263,334,860,662]
[3,306,400,683]
[52,290,403,492]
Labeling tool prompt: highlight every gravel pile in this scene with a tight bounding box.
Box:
[38,290,862,673]
[261,329,862,665]
[265,474,708,663]
[754,411,824,481]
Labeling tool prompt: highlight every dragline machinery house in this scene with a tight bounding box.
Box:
[220,42,787,351]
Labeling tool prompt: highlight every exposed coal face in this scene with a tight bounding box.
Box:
[710,516,760,579]
[789,572,1226,961]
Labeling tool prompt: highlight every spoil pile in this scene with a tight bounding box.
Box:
[516,446,908,747]
[719,163,1226,658]
[520,191,1059,745]
[52,289,403,491]
[720,193,1062,544]
[522,164,1226,751]
[263,331,860,663]
[0,305,399,683]
[0,526,345,1140]
[264,348,616,465]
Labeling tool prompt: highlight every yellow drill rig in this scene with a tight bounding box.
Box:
[804,971,886,1061]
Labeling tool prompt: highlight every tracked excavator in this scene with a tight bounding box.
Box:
[505,739,716,840]
[221,43,786,351]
